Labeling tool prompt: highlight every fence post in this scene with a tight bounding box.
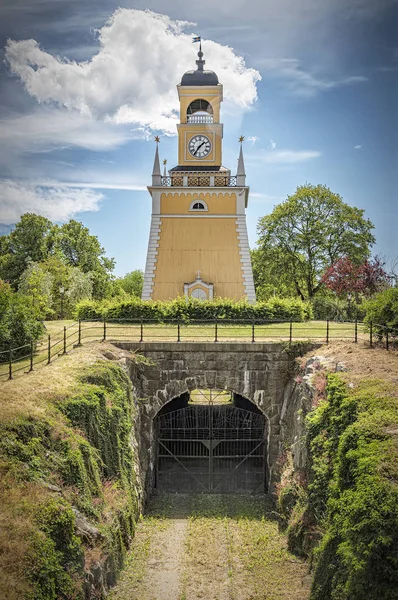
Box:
[8,346,13,380]
[370,321,373,348]
[326,320,329,344]
[29,340,34,372]
[140,318,143,343]
[47,335,51,364]
[289,320,293,345]
[103,318,107,342]
[354,319,358,343]
[77,320,82,347]
[386,328,389,351]
[214,317,218,343]
[63,327,67,355]
[177,319,181,343]
[251,321,255,343]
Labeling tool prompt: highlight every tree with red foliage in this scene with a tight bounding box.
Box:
[322,256,388,297]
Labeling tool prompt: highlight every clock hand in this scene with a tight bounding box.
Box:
[193,141,206,156]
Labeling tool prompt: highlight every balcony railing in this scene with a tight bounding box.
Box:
[187,114,214,124]
[160,176,237,187]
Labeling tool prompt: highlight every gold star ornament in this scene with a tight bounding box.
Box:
[239,135,245,143]
[163,159,167,165]
[154,135,160,143]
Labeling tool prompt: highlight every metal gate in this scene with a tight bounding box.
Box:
[155,395,266,494]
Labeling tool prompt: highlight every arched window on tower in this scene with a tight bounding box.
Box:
[189,200,208,211]
[187,99,213,124]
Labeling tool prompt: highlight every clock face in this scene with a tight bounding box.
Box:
[188,135,212,159]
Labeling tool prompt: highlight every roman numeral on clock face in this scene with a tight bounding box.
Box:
[188,135,212,158]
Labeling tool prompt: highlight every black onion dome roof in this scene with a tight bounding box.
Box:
[180,47,219,86]
[181,69,219,86]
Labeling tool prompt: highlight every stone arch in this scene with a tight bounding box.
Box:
[121,341,304,494]
[144,376,275,491]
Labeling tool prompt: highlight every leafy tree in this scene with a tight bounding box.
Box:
[18,261,54,319]
[251,247,305,300]
[116,270,144,298]
[0,280,44,358]
[66,268,93,307]
[55,220,114,273]
[256,184,375,300]
[0,214,54,286]
[322,256,389,298]
[55,220,115,299]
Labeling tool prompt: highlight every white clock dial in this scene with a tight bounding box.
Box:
[188,135,212,159]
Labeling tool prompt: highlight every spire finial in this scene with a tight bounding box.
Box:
[152,140,161,185]
[239,135,245,143]
[163,159,167,177]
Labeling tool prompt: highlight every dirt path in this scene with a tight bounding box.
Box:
[110,494,311,600]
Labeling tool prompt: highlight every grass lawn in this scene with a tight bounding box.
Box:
[0,319,367,381]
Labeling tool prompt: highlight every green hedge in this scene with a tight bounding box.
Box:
[75,296,313,322]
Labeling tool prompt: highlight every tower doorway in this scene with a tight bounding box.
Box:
[154,389,267,494]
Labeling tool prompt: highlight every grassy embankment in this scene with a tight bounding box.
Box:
[0,343,141,600]
[277,342,398,600]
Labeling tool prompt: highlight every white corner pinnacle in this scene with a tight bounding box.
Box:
[152,143,161,186]
[237,142,246,186]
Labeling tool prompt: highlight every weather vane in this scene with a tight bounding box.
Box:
[239,135,245,143]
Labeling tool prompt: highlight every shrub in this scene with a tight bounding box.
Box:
[0,280,44,360]
[311,295,365,321]
[363,287,398,341]
[75,296,313,323]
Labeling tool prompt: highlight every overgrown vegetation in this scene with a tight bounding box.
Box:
[0,356,140,600]
[363,287,398,341]
[75,295,313,322]
[277,373,398,600]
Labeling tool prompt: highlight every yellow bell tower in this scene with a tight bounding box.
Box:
[142,43,256,302]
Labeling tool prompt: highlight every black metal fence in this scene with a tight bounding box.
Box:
[0,318,396,381]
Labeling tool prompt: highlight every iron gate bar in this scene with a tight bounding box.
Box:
[158,439,208,491]
[212,439,265,492]
[156,393,266,494]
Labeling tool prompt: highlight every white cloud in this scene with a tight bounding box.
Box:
[35,180,147,192]
[246,136,259,144]
[258,57,367,97]
[0,180,103,224]
[354,144,362,150]
[250,192,284,201]
[248,149,321,164]
[5,8,261,135]
[269,139,277,149]
[0,108,135,162]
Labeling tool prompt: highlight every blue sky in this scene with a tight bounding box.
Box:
[0,0,396,276]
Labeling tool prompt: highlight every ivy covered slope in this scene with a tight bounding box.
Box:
[0,344,141,600]
[279,344,398,600]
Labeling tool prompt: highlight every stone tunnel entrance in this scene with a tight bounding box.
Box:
[154,389,267,494]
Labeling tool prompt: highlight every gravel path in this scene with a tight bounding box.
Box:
[109,494,311,600]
